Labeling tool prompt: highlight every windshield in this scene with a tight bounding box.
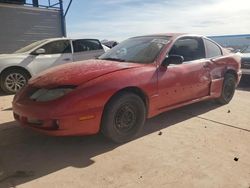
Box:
[14,39,48,53]
[99,36,170,64]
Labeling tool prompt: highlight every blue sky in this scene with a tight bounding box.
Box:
[65,0,250,41]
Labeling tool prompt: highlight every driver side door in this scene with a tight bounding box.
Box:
[28,40,73,75]
[157,37,211,109]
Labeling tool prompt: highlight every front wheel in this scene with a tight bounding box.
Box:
[101,92,146,143]
[216,73,236,104]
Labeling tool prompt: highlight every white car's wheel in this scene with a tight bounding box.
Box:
[1,69,29,94]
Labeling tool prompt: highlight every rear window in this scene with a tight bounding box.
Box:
[204,39,222,58]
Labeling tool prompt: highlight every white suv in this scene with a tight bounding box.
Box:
[0,38,109,93]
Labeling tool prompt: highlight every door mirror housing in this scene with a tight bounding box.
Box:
[162,55,184,67]
[32,48,45,55]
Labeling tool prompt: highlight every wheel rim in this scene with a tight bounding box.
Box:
[4,73,27,92]
[224,78,235,101]
[114,103,137,134]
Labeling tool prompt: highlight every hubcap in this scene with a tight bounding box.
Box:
[114,103,137,133]
[4,73,27,92]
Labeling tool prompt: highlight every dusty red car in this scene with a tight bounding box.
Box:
[12,33,242,143]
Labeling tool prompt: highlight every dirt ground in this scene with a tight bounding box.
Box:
[0,80,250,188]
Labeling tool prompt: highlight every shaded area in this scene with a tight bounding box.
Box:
[0,100,221,187]
[0,90,12,97]
[1,108,12,111]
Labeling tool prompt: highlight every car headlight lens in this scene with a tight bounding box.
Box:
[30,86,75,102]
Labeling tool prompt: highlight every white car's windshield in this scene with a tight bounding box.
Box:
[14,39,48,53]
[99,36,170,64]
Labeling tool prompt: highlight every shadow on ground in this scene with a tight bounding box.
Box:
[0,90,12,97]
[0,99,221,187]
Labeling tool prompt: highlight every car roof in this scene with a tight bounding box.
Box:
[131,33,205,39]
[43,38,101,42]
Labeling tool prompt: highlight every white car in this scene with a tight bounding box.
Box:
[0,38,109,93]
[236,46,250,75]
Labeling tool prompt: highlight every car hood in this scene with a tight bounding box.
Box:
[29,59,145,88]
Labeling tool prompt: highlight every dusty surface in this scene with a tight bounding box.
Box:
[0,82,250,188]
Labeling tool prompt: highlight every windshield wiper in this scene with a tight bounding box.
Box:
[101,57,126,62]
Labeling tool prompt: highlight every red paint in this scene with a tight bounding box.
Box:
[12,34,242,136]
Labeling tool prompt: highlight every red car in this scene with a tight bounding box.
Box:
[12,33,242,143]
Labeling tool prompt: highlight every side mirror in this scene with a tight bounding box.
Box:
[32,48,45,55]
[162,55,184,67]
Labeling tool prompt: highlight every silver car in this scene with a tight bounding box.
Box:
[0,38,109,93]
[240,46,250,75]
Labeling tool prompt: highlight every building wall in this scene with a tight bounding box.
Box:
[0,3,63,53]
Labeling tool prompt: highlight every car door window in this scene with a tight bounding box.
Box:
[169,37,205,62]
[73,39,103,52]
[41,40,71,54]
[204,39,222,58]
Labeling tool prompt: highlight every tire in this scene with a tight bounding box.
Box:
[216,73,236,104]
[0,69,30,94]
[101,92,146,143]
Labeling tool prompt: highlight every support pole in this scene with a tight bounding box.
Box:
[59,0,66,37]
[64,0,72,17]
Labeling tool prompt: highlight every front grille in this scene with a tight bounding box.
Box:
[241,61,250,69]
[13,113,59,130]
[27,118,43,126]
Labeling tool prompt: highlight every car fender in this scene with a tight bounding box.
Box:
[0,54,34,76]
[209,54,241,97]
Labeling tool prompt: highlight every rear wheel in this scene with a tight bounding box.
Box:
[216,73,236,104]
[0,69,30,94]
[101,92,146,143]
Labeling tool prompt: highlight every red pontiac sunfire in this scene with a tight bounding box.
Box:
[13,33,242,143]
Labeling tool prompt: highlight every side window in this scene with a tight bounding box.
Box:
[204,39,222,58]
[169,37,205,62]
[73,39,103,53]
[41,40,71,54]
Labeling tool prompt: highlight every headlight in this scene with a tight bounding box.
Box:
[30,86,75,102]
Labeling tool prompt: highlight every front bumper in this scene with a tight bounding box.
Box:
[12,101,103,136]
